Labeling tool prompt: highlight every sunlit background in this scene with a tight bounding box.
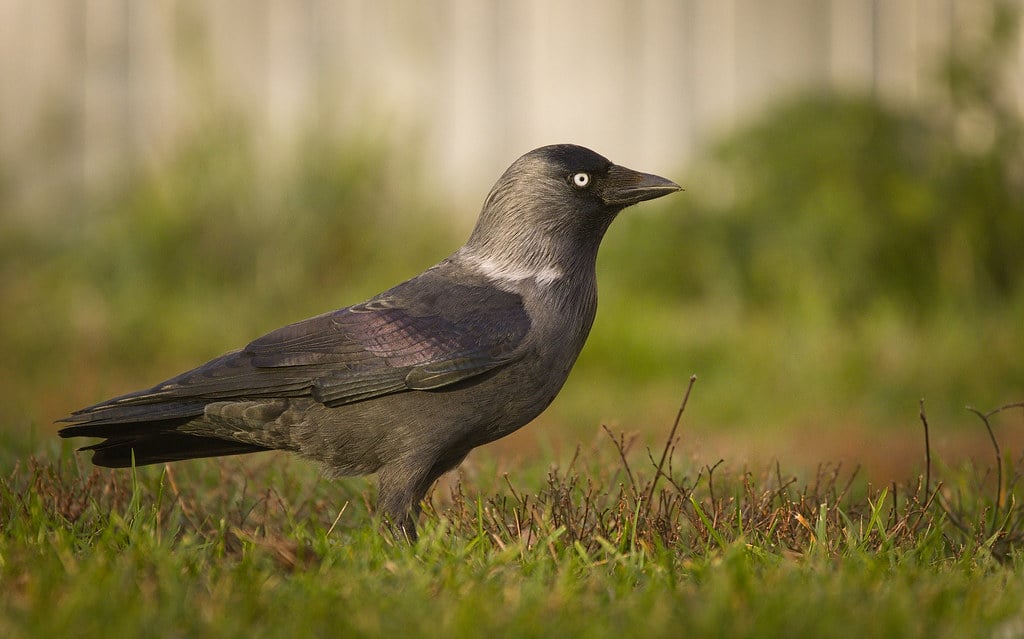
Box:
[2,0,1022,480]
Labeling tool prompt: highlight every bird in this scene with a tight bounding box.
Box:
[58,144,681,539]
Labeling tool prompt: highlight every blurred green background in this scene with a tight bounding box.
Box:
[1,2,1022,480]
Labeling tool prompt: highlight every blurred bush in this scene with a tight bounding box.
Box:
[612,2,1023,317]
[588,2,1023,433]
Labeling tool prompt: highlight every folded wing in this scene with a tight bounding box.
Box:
[59,275,531,432]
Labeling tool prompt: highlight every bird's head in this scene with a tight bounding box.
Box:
[461,144,681,285]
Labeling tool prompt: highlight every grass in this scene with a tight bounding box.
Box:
[2,392,1023,638]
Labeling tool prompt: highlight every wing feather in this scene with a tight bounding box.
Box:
[61,273,531,425]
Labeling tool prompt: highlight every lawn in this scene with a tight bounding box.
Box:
[2,397,1022,638]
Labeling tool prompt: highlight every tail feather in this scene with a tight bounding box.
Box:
[58,401,208,429]
[59,413,271,468]
[58,415,195,440]
[81,432,271,468]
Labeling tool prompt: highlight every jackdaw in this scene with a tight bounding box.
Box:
[58,144,681,539]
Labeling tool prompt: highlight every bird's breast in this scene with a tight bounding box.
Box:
[509,277,599,391]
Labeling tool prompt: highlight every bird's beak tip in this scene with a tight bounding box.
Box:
[606,166,683,206]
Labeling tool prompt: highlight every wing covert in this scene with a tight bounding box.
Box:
[66,276,532,421]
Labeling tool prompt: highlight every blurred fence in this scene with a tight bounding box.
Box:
[1,0,1021,213]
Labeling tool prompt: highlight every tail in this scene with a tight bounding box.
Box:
[73,432,269,468]
[58,409,271,468]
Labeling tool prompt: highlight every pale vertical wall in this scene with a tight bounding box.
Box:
[0,0,1020,214]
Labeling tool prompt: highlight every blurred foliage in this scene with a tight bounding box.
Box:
[2,2,1022,470]
[612,2,1023,315]
[590,2,1023,434]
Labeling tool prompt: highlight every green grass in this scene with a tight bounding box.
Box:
[3,400,1023,638]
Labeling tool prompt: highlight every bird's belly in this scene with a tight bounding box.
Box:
[214,314,591,475]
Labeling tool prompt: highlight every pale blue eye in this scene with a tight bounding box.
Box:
[572,173,590,188]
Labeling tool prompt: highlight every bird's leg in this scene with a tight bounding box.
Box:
[381,510,420,542]
[376,451,469,542]
[378,493,423,543]
[376,462,435,542]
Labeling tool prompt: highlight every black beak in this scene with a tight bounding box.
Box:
[602,164,682,207]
